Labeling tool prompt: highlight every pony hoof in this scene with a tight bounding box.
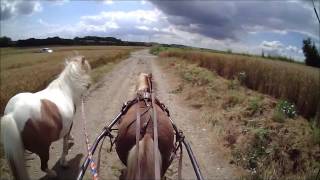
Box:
[68,134,74,141]
[68,140,75,148]
[60,159,69,168]
[46,169,57,178]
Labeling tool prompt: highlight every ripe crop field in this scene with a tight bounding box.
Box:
[157,48,320,122]
[0,46,141,114]
[154,48,320,180]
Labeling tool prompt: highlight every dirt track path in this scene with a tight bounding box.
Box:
[27,49,239,180]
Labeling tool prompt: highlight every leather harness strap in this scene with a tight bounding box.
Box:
[149,79,161,180]
[135,98,141,180]
[178,144,183,180]
[132,75,162,180]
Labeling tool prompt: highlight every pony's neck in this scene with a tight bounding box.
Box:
[47,64,82,103]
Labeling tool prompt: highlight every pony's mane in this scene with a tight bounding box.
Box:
[47,56,91,95]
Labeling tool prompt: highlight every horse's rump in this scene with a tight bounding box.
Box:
[115,99,174,175]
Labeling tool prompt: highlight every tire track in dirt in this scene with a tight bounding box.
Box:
[26,49,239,180]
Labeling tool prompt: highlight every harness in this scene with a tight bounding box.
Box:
[77,78,204,180]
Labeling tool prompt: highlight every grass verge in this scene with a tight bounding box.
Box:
[158,57,320,180]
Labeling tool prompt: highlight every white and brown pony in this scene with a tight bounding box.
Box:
[116,73,174,180]
[1,56,91,180]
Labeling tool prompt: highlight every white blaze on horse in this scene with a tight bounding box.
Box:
[1,56,91,180]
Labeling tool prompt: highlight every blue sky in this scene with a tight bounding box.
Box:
[1,0,319,61]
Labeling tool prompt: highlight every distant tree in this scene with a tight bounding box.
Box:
[261,49,265,57]
[302,38,320,67]
[0,36,12,47]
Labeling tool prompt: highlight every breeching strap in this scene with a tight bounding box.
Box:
[178,144,183,180]
[150,85,161,180]
[145,75,161,180]
[135,98,141,180]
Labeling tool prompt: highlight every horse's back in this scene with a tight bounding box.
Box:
[116,102,174,174]
[4,90,72,139]
[4,92,42,130]
[5,92,35,114]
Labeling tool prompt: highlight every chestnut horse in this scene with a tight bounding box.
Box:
[116,73,174,180]
[1,56,91,180]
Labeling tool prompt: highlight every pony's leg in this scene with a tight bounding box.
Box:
[39,145,57,178]
[67,122,74,143]
[59,135,69,167]
[60,123,74,167]
[68,133,74,142]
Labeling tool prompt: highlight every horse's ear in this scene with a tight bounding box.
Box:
[64,60,70,66]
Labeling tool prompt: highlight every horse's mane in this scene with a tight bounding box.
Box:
[47,56,91,93]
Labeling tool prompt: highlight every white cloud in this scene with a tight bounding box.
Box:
[103,0,113,5]
[33,9,170,40]
[261,41,284,49]
[136,26,150,31]
[259,40,304,61]
[49,0,69,6]
[81,9,163,25]
[286,45,299,53]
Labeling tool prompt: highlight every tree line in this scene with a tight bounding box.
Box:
[0,36,151,48]
[0,36,319,68]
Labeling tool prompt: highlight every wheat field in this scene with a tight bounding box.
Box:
[159,49,320,122]
[0,46,141,114]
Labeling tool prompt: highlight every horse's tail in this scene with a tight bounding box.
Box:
[1,114,29,180]
[126,134,162,180]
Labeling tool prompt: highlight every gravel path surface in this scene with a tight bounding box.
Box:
[26,49,239,180]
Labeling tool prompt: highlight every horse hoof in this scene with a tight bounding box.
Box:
[46,169,57,178]
[68,134,74,141]
[60,159,69,168]
[68,139,74,144]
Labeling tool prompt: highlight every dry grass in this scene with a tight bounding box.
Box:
[159,49,320,122]
[0,46,142,178]
[0,46,140,114]
[158,57,320,180]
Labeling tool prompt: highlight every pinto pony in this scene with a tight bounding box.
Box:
[116,73,174,180]
[1,56,91,180]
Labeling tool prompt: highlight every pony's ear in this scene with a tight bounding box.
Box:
[64,60,70,66]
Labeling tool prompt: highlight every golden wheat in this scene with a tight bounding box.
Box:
[0,46,140,114]
[160,49,320,121]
